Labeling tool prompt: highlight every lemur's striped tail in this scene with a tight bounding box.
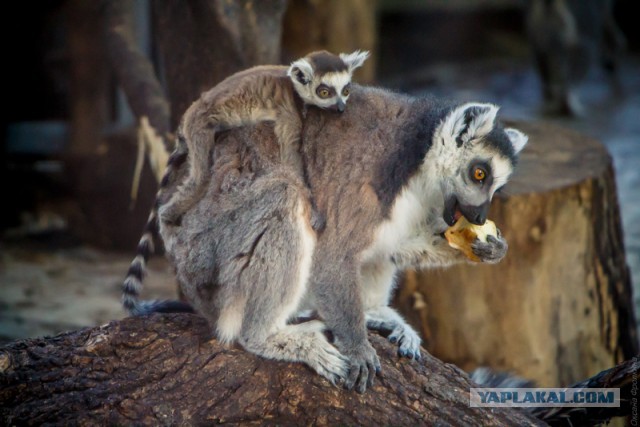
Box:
[122,143,194,316]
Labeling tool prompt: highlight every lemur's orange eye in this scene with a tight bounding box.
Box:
[319,89,330,98]
[474,167,486,182]
[342,88,350,96]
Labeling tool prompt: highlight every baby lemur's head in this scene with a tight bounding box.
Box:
[287,50,369,113]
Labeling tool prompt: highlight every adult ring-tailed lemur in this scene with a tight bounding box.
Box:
[122,83,527,393]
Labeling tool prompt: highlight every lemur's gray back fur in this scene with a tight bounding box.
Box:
[122,51,368,316]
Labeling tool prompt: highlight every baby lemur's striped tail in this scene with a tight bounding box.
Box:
[122,140,194,316]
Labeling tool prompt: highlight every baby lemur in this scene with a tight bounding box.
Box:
[158,50,369,226]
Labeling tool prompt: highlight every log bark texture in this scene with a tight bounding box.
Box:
[395,121,638,387]
[0,314,544,426]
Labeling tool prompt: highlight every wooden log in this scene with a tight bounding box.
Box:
[0,314,544,426]
[531,357,638,426]
[394,121,638,387]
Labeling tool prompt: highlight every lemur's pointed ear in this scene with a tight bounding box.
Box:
[339,50,369,73]
[504,128,528,154]
[287,58,314,85]
[441,103,499,146]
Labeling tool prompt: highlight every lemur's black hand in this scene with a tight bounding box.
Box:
[472,233,508,264]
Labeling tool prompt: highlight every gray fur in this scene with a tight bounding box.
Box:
[154,85,527,393]
[122,51,367,316]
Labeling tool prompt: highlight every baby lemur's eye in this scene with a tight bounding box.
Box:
[342,87,350,96]
[316,85,333,99]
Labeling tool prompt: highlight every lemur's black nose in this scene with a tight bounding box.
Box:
[473,212,486,225]
[459,201,490,225]
[337,100,346,113]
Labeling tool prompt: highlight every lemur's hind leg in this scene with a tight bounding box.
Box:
[215,176,347,384]
[361,261,422,360]
[241,320,349,385]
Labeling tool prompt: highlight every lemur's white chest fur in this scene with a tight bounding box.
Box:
[361,161,445,268]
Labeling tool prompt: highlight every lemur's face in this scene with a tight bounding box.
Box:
[308,72,352,113]
[288,50,369,113]
[429,103,528,227]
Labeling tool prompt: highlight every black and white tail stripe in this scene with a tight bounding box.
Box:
[122,211,158,314]
[122,139,194,315]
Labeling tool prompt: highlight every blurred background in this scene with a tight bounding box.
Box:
[1,0,638,387]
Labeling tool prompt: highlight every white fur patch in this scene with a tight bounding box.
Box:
[361,162,445,268]
[361,261,397,310]
[339,50,370,73]
[504,128,528,154]
[439,103,499,147]
[278,201,317,327]
[217,300,245,344]
[320,71,352,91]
[287,58,313,83]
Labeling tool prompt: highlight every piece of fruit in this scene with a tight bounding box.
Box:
[444,217,498,262]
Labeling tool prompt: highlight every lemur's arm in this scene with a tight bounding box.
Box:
[391,233,508,270]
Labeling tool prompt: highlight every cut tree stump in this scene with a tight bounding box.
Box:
[395,121,638,387]
[0,313,543,426]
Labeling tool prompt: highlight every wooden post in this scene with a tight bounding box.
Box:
[394,121,638,387]
[66,0,110,160]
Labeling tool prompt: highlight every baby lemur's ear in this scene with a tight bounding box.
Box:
[288,58,314,85]
[339,50,370,74]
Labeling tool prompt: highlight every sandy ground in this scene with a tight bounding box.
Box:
[0,244,176,344]
[1,57,638,344]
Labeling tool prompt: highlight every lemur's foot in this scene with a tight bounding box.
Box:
[307,334,350,387]
[388,323,422,360]
[368,318,422,360]
[366,306,422,360]
[339,340,381,394]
